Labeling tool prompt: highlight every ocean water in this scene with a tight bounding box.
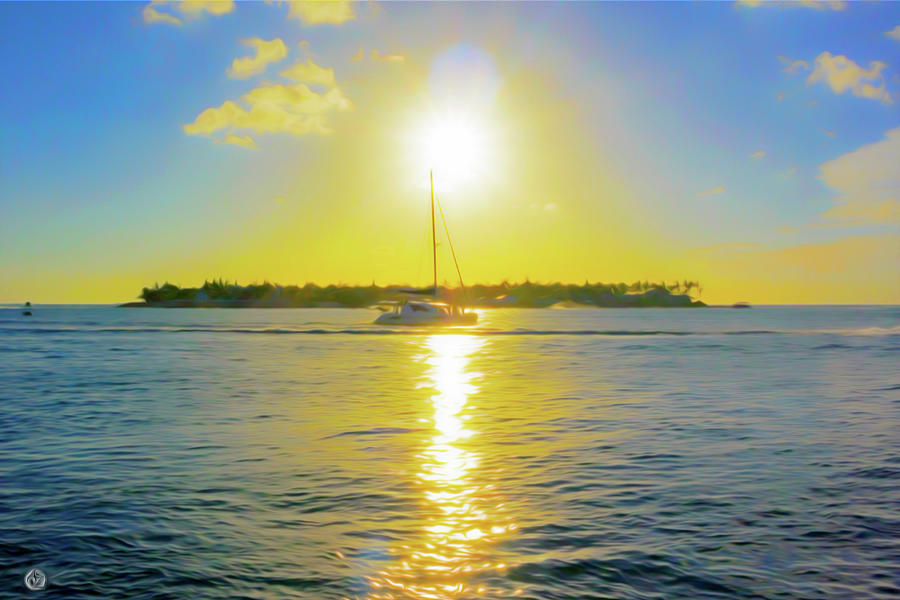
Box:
[1,305,898,599]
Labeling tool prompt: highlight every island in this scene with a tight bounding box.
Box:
[120,280,707,308]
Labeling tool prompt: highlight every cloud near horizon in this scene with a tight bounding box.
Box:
[694,233,899,303]
[228,38,288,79]
[765,235,897,276]
[142,0,234,26]
[806,52,893,104]
[817,127,900,225]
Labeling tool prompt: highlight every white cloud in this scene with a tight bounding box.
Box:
[184,82,352,142]
[698,185,725,197]
[143,0,182,25]
[221,134,257,149]
[178,1,234,16]
[806,52,893,104]
[347,47,404,63]
[284,0,355,25]
[778,56,810,74]
[280,58,336,88]
[227,38,288,79]
[371,49,405,63]
[798,0,846,10]
[142,0,234,25]
[738,0,845,9]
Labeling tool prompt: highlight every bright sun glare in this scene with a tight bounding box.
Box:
[416,112,490,191]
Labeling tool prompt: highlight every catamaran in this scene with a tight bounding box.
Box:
[374,171,477,326]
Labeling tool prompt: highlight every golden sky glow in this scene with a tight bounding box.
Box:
[1,1,898,304]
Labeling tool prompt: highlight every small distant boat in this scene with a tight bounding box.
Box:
[731,302,751,309]
[23,301,32,316]
[375,171,477,326]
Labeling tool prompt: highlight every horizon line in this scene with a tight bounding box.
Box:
[3,302,899,308]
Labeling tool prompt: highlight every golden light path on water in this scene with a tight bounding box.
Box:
[366,335,520,599]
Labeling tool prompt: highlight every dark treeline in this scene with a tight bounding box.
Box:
[131,279,705,308]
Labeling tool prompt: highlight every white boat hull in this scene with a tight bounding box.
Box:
[374,301,477,326]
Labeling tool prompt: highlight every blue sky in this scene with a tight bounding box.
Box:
[1,1,898,302]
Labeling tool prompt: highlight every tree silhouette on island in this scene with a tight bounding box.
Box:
[123,279,707,308]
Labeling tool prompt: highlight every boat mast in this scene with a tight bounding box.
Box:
[430,169,437,293]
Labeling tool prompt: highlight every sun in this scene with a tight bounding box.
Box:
[415,112,491,191]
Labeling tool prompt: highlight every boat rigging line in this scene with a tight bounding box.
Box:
[435,193,468,305]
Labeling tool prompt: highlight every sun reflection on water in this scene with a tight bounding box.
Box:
[366,335,519,599]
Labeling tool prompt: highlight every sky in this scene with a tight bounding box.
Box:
[0,0,898,304]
